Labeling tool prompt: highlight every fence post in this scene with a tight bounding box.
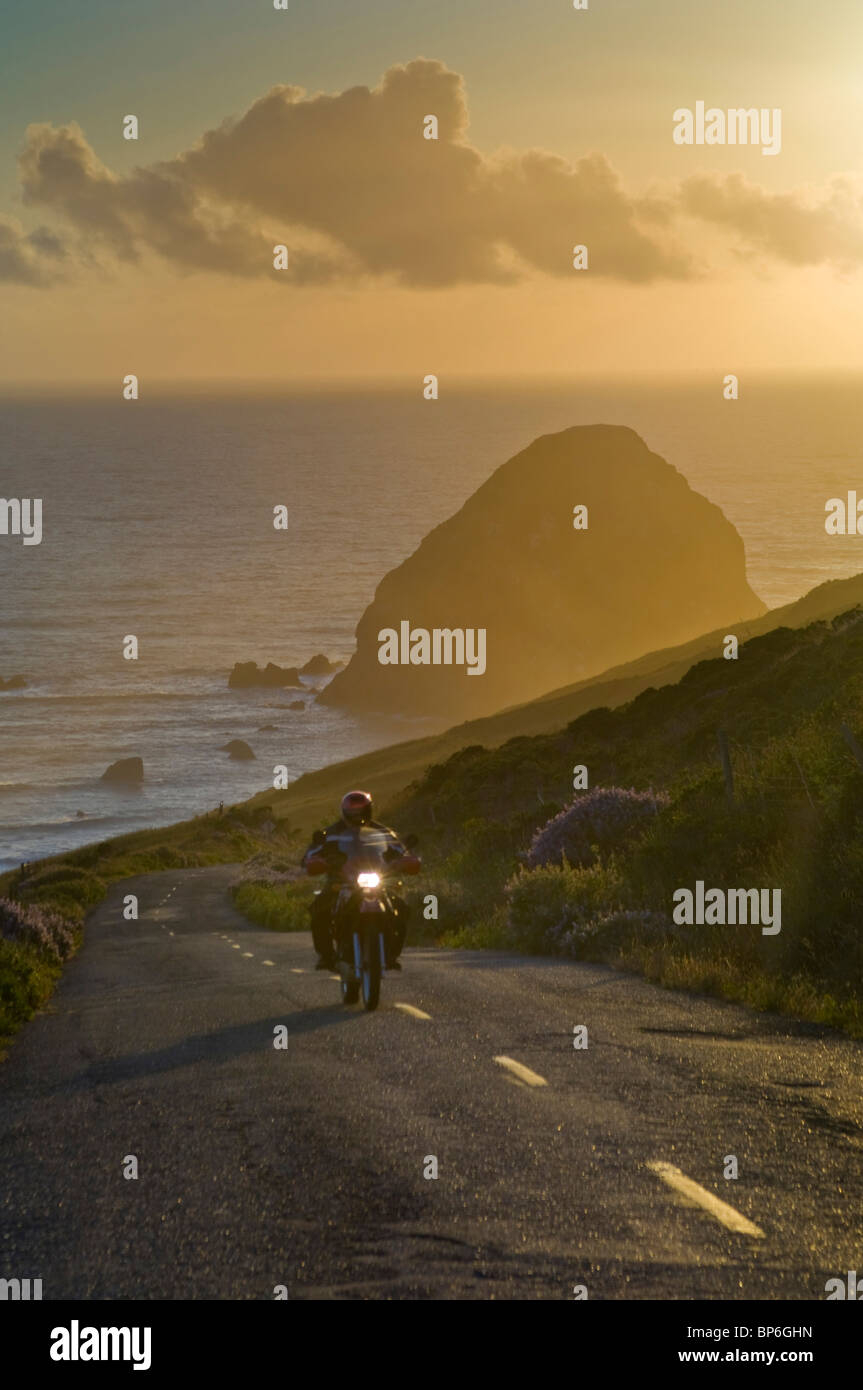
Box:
[790,750,817,814]
[841,721,863,771]
[718,729,734,805]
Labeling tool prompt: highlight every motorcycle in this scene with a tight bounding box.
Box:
[305,826,421,1011]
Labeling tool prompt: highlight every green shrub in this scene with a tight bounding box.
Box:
[22,868,106,910]
[505,860,623,955]
[0,939,62,1048]
[231,880,313,932]
[439,905,510,949]
[21,864,92,886]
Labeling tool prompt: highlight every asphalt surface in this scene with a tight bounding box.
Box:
[1,865,861,1300]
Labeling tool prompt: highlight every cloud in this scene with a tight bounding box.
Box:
[11,60,693,287]
[19,121,286,280]
[8,59,863,290]
[166,61,690,285]
[681,172,863,271]
[0,215,64,285]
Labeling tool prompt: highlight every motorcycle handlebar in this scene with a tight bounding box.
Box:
[304,848,421,879]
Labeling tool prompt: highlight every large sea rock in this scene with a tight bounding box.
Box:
[318,425,766,723]
[221,740,256,760]
[101,757,144,786]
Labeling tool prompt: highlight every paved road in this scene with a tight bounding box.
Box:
[1,866,861,1300]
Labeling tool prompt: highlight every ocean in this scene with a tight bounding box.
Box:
[2,375,863,871]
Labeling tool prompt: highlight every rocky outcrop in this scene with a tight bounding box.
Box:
[0,674,27,691]
[100,757,144,785]
[228,662,301,689]
[300,654,340,676]
[318,425,766,723]
[221,739,256,760]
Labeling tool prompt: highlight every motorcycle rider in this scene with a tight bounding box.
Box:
[301,790,411,972]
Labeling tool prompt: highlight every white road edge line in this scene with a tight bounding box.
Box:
[395,1003,432,1020]
[647,1161,766,1238]
[493,1055,548,1088]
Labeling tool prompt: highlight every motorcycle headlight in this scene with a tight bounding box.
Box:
[356,871,380,888]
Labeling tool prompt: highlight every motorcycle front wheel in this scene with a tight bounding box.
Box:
[361,931,382,1011]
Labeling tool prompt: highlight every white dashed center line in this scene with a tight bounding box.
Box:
[647,1161,765,1238]
[395,1003,432,1020]
[493,1055,548,1088]
[262,960,274,967]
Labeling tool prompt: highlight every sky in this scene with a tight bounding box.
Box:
[2,0,863,382]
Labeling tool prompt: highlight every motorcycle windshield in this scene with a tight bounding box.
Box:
[329,825,400,874]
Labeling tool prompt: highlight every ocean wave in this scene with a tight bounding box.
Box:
[0,690,217,705]
[0,815,115,835]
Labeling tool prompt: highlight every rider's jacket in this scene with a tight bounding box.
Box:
[302,819,407,881]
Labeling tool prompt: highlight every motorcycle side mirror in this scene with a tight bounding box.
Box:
[404,833,419,849]
[311,829,326,847]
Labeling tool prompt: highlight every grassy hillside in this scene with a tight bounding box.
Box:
[6,570,863,1049]
[243,569,863,835]
[384,606,863,1034]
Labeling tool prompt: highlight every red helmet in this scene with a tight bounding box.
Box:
[341,790,373,826]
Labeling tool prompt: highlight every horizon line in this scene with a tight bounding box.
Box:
[1,367,861,398]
